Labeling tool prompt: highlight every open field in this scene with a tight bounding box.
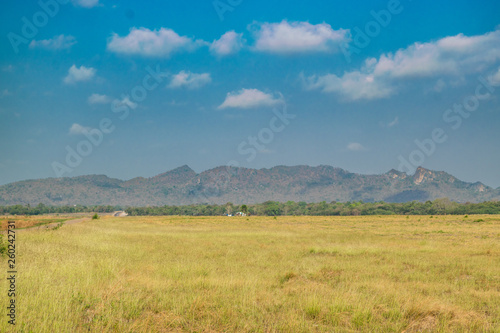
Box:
[1,215,499,332]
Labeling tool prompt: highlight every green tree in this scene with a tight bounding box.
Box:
[264,201,282,216]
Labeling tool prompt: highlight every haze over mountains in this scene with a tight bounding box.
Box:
[1,165,499,206]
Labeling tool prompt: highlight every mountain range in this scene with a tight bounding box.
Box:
[0,165,499,206]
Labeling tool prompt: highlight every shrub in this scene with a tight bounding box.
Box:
[92,213,99,220]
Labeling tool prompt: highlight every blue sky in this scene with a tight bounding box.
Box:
[1,0,500,188]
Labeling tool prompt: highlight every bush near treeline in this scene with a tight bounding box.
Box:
[2,199,499,216]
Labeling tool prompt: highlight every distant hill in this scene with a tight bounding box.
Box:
[0,165,498,206]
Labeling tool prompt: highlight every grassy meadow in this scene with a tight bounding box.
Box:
[1,215,499,332]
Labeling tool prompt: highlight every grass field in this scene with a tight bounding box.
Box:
[1,215,499,332]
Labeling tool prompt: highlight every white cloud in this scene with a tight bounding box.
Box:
[210,31,244,56]
[250,20,349,53]
[88,93,111,104]
[73,0,100,8]
[305,29,500,100]
[69,123,90,135]
[63,65,96,84]
[218,88,283,109]
[107,27,205,57]
[29,35,76,50]
[373,29,500,78]
[168,71,211,89]
[303,69,393,101]
[347,142,366,151]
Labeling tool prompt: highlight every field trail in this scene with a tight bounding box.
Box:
[17,217,89,232]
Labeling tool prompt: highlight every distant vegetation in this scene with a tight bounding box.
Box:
[127,199,500,216]
[2,199,500,216]
[0,204,120,215]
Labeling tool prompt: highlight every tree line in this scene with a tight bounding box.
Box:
[126,199,500,216]
[2,199,499,216]
[0,204,120,216]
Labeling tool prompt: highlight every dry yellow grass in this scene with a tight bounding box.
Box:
[1,215,499,332]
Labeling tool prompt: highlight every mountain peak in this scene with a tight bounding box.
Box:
[412,166,460,185]
[413,166,431,185]
[150,165,197,185]
[471,181,488,192]
[155,165,195,176]
[386,169,407,179]
[173,165,195,173]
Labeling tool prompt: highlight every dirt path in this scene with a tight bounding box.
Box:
[16,217,89,232]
